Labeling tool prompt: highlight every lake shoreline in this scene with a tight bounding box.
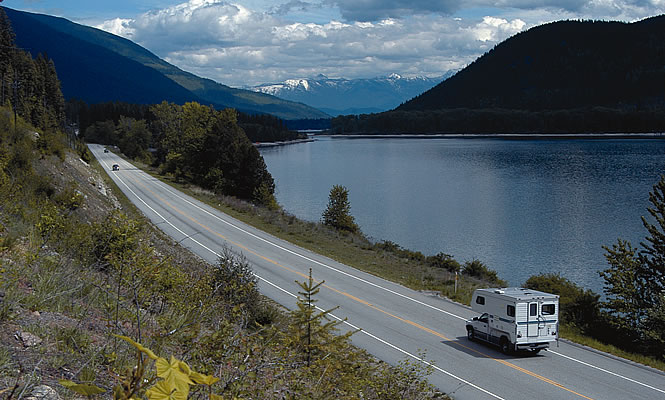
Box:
[254,138,315,147]
[320,132,665,139]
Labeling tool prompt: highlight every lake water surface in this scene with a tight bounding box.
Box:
[260,137,665,293]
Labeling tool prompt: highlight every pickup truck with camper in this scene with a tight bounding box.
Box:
[466,287,559,354]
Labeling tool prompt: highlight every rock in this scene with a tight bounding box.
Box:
[25,385,61,400]
[15,331,42,347]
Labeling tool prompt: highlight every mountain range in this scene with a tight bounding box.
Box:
[249,73,454,116]
[3,7,329,120]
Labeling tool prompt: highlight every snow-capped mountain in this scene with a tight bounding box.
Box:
[248,72,456,116]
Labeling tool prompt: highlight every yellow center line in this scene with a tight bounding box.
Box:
[131,176,594,400]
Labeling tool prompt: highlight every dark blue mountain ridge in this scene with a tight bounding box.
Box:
[400,16,665,112]
[3,7,329,120]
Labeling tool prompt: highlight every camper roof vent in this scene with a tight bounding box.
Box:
[494,289,505,294]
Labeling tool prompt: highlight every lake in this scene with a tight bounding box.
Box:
[260,137,665,293]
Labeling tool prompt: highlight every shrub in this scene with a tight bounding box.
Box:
[426,252,461,273]
[211,248,260,325]
[524,273,601,335]
[462,259,506,286]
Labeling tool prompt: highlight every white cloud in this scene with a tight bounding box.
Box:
[96,17,135,37]
[94,0,665,87]
[470,16,526,42]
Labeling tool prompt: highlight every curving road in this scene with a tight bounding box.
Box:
[90,144,665,400]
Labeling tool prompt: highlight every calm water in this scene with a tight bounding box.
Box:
[260,137,665,293]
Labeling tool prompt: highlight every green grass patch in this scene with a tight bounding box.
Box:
[560,325,665,371]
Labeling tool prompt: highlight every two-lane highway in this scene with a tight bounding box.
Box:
[90,144,665,400]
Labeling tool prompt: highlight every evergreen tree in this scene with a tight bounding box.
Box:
[322,185,359,233]
[0,7,15,106]
[600,240,649,338]
[640,175,665,299]
[289,268,352,367]
[601,176,665,356]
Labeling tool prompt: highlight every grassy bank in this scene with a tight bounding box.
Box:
[134,159,496,306]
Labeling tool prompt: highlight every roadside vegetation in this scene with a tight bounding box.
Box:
[1,10,448,399]
[0,107,447,399]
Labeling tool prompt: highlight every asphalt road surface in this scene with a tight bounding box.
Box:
[90,144,665,400]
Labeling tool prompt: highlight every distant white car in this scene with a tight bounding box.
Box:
[112,164,119,171]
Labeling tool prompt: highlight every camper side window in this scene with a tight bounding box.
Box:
[542,304,556,315]
[507,305,515,317]
[476,296,485,305]
[530,303,537,316]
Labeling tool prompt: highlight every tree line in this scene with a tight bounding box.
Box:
[66,99,304,144]
[331,106,665,135]
[77,101,277,204]
[0,8,64,134]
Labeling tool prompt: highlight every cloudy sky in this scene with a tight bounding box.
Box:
[8,0,665,87]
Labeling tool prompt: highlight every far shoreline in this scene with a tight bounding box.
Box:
[318,132,665,140]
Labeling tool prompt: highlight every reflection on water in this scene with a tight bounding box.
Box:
[261,137,665,292]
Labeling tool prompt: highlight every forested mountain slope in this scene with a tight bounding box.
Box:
[400,16,665,112]
[3,7,328,120]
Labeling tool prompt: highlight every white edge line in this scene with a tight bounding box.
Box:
[139,160,467,321]
[258,277,503,399]
[550,350,665,395]
[92,145,665,397]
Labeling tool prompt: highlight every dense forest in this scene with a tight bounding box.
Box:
[332,17,665,134]
[331,106,665,134]
[66,100,304,144]
[64,99,306,205]
[74,101,277,203]
[0,9,64,135]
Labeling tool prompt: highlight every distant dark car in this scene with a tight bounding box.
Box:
[104,148,109,153]
[112,164,119,171]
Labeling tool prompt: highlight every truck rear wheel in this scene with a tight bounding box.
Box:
[500,337,511,354]
[467,328,475,341]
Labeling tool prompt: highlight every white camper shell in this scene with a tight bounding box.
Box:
[466,288,559,354]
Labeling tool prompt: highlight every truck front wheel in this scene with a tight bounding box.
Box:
[467,327,475,341]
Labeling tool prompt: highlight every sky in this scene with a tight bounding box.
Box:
[6,0,665,87]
